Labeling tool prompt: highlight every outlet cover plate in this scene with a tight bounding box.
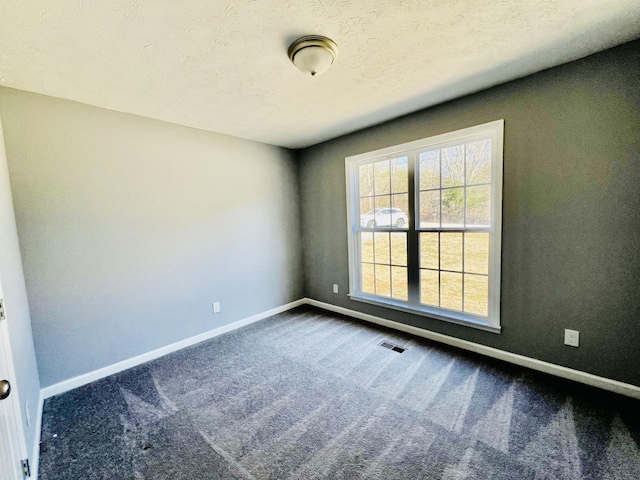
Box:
[564,329,580,347]
[212,302,221,314]
[333,284,339,294]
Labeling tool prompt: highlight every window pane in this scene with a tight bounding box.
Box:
[361,263,375,294]
[391,157,408,193]
[374,196,391,209]
[466,185,491,227]
[359,163,374,197]
[466,140,491,185]
[374,232,390,264]
[441,232,462,271]
[375,264,391,297]
[420,232,439,269]
[442,187,464,227]
[419,190,440,228]
[420,269,439,306]
[390,232,407,266]
[359,197,375,227]
[361,232,374,263]
[441,271,463,311]
[392,266,408,301]
[419,150,439,190]
[464,232,489,274]
[374,196,392,227]
[464,274,488,316]
[441,146,464,188]
[391,194,409,229]
[374,160,391,195]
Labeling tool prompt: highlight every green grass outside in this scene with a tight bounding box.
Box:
[360,231,489,316]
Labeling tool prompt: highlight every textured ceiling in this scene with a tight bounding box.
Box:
[0,1,639,149]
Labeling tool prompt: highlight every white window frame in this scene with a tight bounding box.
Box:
[345,120,504,333]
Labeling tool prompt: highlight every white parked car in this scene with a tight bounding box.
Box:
[360,208,408,228]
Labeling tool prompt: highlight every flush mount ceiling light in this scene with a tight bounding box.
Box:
[288,35,338,77]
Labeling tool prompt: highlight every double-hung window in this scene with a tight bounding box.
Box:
[345,120,504,332]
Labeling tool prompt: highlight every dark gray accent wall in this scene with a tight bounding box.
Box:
[298,40,640,387]
[0,88,303,387]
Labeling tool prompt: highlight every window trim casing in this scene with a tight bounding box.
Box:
[345,120,504,333]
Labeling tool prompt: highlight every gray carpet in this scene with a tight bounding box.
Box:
[39,306,640,479]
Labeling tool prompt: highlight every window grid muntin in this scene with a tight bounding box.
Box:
[416,138,492,317]
[359,156,409,230]
[419,230,490,316]
[418,141,493,230]
[358,155,409,298]
[359,230,408,300]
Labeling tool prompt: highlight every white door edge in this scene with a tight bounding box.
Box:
[0,293,29,479]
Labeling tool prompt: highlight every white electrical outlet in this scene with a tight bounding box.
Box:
[212,302,221,314]
[25,401,30,427]
[333,284,339,294]
[564,329,580,347]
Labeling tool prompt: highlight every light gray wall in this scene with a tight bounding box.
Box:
[0,88,303,387]
[298,40,640,386]
[0,115,40,459]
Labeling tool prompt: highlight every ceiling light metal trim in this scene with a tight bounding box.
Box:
[288,35,338,76]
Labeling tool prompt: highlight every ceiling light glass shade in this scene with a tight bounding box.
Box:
[288,36,338,77]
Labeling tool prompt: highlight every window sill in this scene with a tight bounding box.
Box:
[348,294,501,334]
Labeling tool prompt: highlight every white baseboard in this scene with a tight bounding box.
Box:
[305,298,640,399]
[30,390,44,480]
[41,299,305,399]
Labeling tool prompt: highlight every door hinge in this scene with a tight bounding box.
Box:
[0,299,5,320]
[21,459,31,478]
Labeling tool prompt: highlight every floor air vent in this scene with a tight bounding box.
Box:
[379,341,406,353]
